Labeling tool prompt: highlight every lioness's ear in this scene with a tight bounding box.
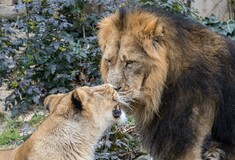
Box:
[44,95,52,112]
[71,91,83,111]
[44,94,65,114]
[71,87,91,111]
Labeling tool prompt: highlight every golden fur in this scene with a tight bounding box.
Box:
[99,10,174,124]
[98,8,235,160]
[0,84,126,160]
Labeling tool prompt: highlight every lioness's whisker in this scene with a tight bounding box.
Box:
[117,95,137,111]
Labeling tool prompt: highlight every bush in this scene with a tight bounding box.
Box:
[95,118,144,159]
[202,14,235,40]
[2,0,233,116]
[1,0,108,116]
[0,117,23,145]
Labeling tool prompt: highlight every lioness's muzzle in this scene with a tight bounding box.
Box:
[112,105,121,118]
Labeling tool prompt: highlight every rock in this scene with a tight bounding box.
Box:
[135,155,153,160]
[23,114,34,122]
[0,4,25,19]
[20,123,35,137]
[0,0,15,6]
[0,125,3,134]
[0,84,12,116]
[37,111,45,116]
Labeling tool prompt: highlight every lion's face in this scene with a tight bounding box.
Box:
[98,10,169,121]
[101,34,149,92]
[44,84,127,125]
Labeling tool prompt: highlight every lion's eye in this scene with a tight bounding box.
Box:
[152,39,158,49]
[105,59,111,66]
[125,61,134,68]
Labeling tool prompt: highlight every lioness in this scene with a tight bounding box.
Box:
[0,84,127,160]
[98,8,235,160]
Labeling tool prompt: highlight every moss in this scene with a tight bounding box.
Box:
[0,112,5,124]
[0,118,23,145]
[27,114,45,128]
[0,128,23,145]
[0,117,23,145]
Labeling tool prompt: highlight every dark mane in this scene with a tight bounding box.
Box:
[141,8,235,158]
[117,7,126,31]
[98,8,235,159]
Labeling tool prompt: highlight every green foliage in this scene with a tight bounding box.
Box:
[0,118,23,145]
[0,112,4,124]
[202,14,235,40]
[0,0,133,116]
[0,0,109,116]
[0,113,44,146]
[138,0,235,38]
[0,128,23,145]
[96,117,143,159]
[139,0,195,15]
[1,0,233,116]
[28,114,45,127]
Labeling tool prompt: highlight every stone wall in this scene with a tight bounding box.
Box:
[0,0,24,19]
[0,0,16,6]
[181,0,230,21]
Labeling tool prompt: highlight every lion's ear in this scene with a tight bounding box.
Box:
[141,19,164,58]
[44,94,65,114]
[143,19,164,39]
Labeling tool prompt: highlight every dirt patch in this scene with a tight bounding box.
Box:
[0,84,12,116]
[0,4,25,19]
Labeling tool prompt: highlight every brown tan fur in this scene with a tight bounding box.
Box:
[0,84,126,160]
[99,10,169,124]
[98,8,235,160]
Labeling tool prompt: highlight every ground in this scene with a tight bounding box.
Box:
[0,84,150,159]
[0,4,25,19]
[0,84,46,149]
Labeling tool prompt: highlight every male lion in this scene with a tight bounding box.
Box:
[0,84,127,160]
[98,8,235,160]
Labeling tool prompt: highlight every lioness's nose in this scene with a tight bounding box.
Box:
[113,86,121,91]
[113,109,122,118]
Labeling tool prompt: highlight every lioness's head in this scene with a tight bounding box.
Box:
[44,84,127,127]
[98,9,169,123]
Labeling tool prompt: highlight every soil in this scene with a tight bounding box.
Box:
[0,84,46,149]
[0,4,25,19]
[0,84,12,116]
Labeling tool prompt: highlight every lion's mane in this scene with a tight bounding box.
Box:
[98,8,235,159]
